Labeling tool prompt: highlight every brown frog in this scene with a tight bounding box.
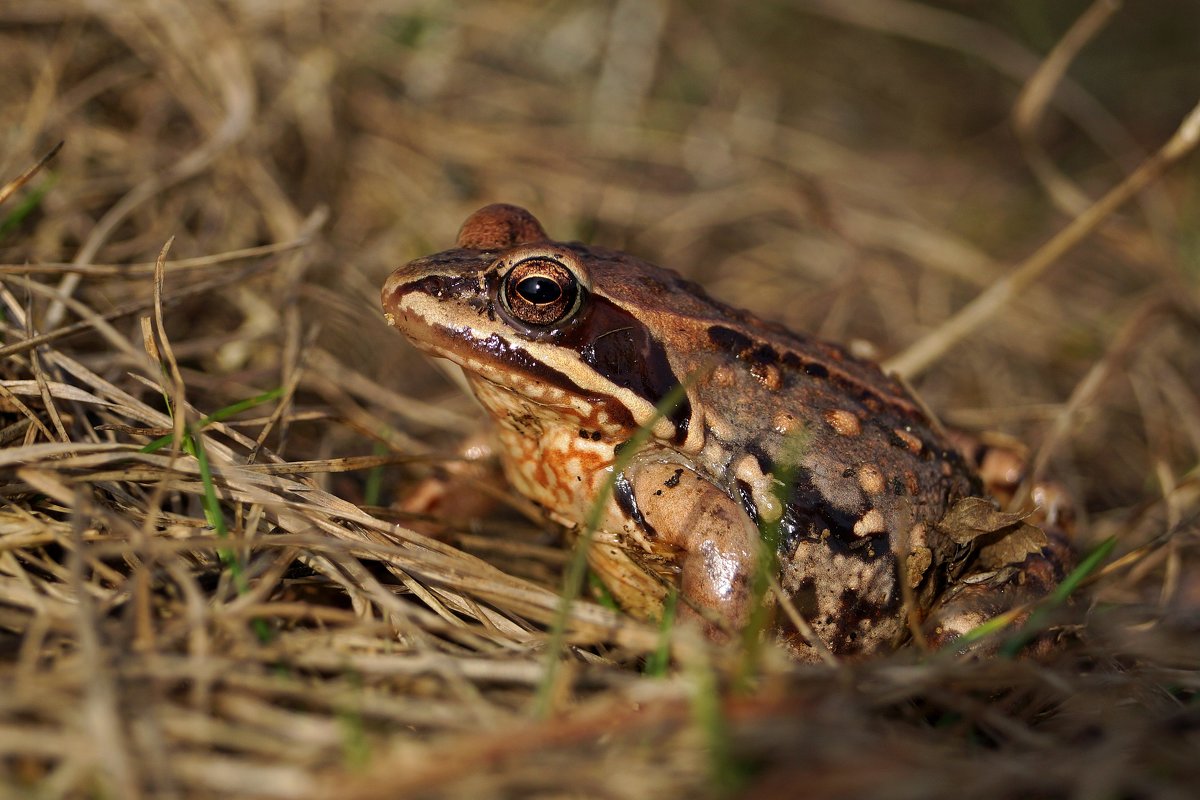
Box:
[381,204,1071,660]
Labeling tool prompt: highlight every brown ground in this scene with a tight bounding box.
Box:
[1,2,1199,798]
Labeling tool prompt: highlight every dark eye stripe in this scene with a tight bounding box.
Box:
[554,294,692,445]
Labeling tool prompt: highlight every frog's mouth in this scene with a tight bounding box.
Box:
[383,269,573,390]
[385,278,627,428]
[383,267,692,446]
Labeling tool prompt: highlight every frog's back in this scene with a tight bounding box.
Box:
[571,238,980,656]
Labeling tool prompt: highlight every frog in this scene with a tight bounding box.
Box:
[381,204,1073,661]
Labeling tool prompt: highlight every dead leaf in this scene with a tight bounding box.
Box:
[937,497,1030,544]
[936,496,1048,570]
[976,523,1048,570]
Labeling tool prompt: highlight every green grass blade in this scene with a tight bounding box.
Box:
[737,432,806,689]
[688,654,749,795]
[145,388,282,642]
[0,175,55,242]
[141,387,284,454]
[363,441,388,507]
[644,588,678,678]
[190,427,274,642]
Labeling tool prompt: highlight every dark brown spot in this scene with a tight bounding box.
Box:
[395,273,479,302]
[778,468,879,558]
[829,587,898,654]
[614,472,657,539]
[749,343,779,366]
[803,362,829,378]
[791,579,820,619]
[557,295,691,444]
[707,325,755,356]
[736,479,760,527]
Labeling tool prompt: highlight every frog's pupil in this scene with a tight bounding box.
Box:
[516,276,561,305]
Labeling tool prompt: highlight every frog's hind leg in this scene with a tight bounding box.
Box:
[922,532,1072,654]
[926,433,1077,654]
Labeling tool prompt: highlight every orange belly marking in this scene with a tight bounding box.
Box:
[498,425,613,513]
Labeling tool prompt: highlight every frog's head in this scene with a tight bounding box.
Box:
[382,204,698,446]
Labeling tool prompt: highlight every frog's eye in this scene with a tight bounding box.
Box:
[500,257,581,327]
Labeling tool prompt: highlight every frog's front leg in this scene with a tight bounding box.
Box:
[398,431,501,539]
[619,458,764,638]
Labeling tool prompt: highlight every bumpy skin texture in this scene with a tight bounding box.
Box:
[382,204,1065,660]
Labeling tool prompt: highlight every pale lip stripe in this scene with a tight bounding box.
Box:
[386,276,690,445]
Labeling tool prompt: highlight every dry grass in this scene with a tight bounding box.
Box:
[2,1,1199,798]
